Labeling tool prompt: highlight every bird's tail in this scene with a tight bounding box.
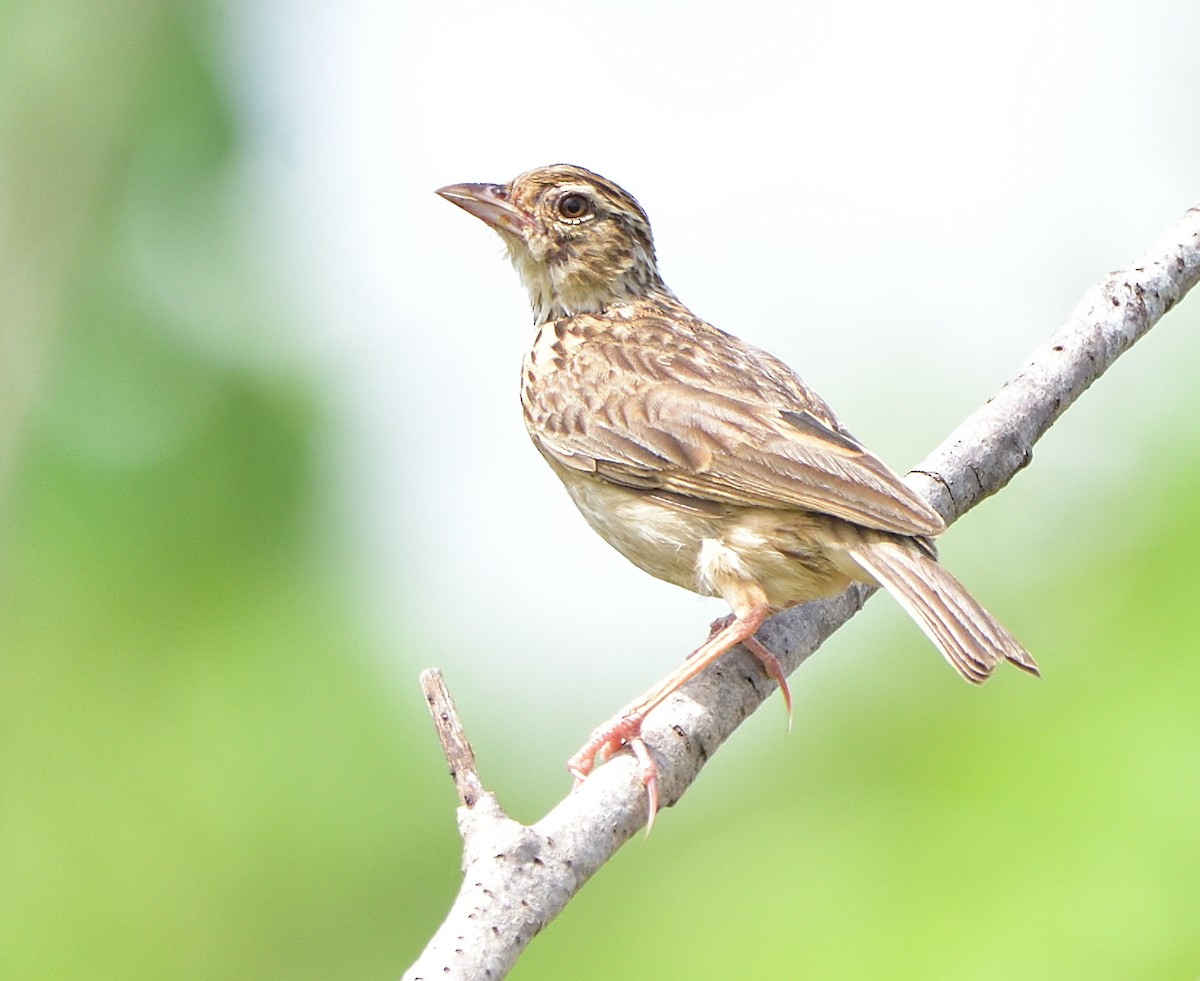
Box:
[844,539,1039,684]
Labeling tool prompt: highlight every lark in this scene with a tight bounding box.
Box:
[438,165,1037,823]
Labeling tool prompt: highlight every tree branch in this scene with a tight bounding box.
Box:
[404,201,1200,981]
[420,669,485,810]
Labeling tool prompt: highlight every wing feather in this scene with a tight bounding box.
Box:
[524,309,945,538]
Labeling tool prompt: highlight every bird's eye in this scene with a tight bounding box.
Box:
[556,193,592,222]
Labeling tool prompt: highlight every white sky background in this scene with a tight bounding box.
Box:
[223,0,1200,783]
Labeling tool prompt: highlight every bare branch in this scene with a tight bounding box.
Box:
[404,201,1200,981]
[419,668,485,810]
[908,205,1200,519]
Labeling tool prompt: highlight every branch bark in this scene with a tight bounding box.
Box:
[404,201,1200,981]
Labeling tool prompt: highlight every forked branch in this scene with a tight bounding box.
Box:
[405,202,1200,981]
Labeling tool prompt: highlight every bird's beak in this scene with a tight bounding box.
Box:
[436,182,531,238]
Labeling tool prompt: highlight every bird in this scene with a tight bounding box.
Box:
[436,164,1038,825]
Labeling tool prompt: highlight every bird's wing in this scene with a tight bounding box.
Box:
[530,363,945,538]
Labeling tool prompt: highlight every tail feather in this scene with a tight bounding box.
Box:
[845,539,1039,684]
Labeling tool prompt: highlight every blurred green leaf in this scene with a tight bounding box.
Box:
[0,2,456,978]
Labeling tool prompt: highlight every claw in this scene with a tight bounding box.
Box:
[625,736,658,834]
[741,634,793,731]
[567,710,654,800]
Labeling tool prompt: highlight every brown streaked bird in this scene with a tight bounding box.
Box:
[437,164,1038,824]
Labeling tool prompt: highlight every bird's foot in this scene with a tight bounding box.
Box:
[704,615,792,729]
[565,607,782,833]
[567,709,659,831]
[705,613,734,640]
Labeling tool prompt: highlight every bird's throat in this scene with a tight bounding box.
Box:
[513,252,672,325]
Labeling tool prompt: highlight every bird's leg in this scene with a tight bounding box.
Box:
[703,613,792,727]
[567,604,772,828]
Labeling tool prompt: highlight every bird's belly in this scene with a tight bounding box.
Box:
[556,470,854,609]
[559,476,715,591]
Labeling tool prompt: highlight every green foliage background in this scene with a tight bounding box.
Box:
[1,3,1197,979]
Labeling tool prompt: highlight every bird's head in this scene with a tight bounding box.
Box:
[437,164,668,323]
